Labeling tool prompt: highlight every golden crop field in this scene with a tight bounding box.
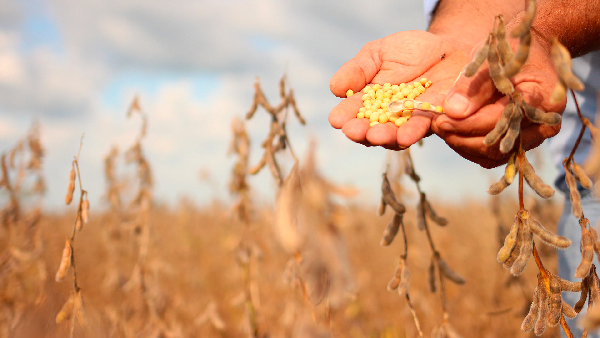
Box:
[0,75,578,338]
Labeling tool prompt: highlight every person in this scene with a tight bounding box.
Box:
[329,0,600,336]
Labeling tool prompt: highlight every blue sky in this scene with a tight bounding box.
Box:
[0,0,560,210]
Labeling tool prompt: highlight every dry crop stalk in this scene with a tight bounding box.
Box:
[54,136,88,337]
[227,117,264,337]
[379,150,464,337]
[245,74,305,186]
[101,96,177,337]
[469,4,591,334]
[276,143,357,336]
[0,123,47,336]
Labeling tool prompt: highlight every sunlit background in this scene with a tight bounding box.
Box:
[0,0,559,210]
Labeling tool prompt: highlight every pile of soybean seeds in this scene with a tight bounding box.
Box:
[346,78,443,128]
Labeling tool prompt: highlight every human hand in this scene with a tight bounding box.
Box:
[329,30,471,150]
[431,27,564,169]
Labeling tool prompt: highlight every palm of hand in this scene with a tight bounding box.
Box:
[329,30,470,149]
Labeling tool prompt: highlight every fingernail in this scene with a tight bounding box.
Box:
[444,92,470,116]
[437,122,456,132]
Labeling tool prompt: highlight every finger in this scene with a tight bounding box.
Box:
[329,94,364,129]
[341,117,370,143]
[366,122,400,146]
[443,66,500,119]
[330,40,381,97]
[433,96,510,136]
[397,114,432,148]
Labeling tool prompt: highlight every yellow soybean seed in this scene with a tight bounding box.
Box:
[370,112,380,122]
[391,84,399,91]
[435,106,444,113]
[383,83,391,90]
[404,101,415,109]
[364,110,372,118]
[359,107,366,113]
[346,89,354,97]
[368,89,375,97]
[363,86,371,93]
[384,91,393,99]
[370,121,380,127]
[402,110,413,117]
[401,88,410,96]
[372,84,381,90]
[372,101,381,110]
[389,116,398,122]
[381,102,388,110]
[357,112,365,118]
[407,85,414,90]
[407,92,417,100]
[382,97,391,104]
[379,114,389,123]
[420,78,428,85]
[413,81,420,87]
[361,94,369,101]
[395,117,408,127]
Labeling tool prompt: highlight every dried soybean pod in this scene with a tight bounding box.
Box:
[499,106,523,154]
[416,196,427,231]
[522,156,555,198]
[487,176,510,195]
[378,197,387,216]
[380,213,403,246]
[562,300,578,318]
[423,197,448,226]
[564,160,583,218]
[81,197,90,224]
[559,279,583,292]
[511,0,536,38]
[504,221,524,269]
[438,257,466,284]
[397,260,411,296]
[428,257,437,293]
[387,258,404,291]
[550,80,568,105]
[495,16,513,64]
[503,31,531,78]
[574,279,590,312]
[511,224,532,276]
[590,227,600,257]
[522,101,561,125]
[381,173,406,214]
[498,217,520,262]
[575,225,594,278]
[526,215,571,248]
[56,293,75,324]
[74,290,87,326]
[535,286,549,336]
[548,277,562,326]
[572,161,593,189]
[505,153,517,184]
[488,36,515,95]
[65,165,76,205]
[522,286,540,332]
[463,34,492,77]
[55,238,72,282]
[551,37,585,91]
[485,102,515,146]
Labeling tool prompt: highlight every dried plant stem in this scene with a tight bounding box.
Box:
[404,294,424,338]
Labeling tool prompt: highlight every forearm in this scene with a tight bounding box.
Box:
[525,0,600,57]
[428,0,522,45]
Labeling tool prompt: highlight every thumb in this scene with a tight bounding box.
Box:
[442,67,499,119]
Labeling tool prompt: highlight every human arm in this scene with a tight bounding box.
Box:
[432,0,600,168]
[328,0,522,150]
